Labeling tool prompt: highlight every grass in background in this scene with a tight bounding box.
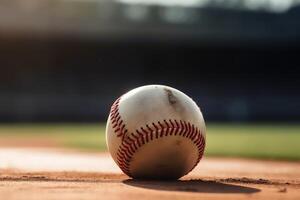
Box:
[0,124,106,150]
[206,123,300,161]
[0,123,299,161]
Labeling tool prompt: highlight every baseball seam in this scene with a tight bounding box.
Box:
[109,97,206,177]
[110,97,128,140]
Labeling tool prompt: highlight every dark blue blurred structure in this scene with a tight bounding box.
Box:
[0,0,299,122]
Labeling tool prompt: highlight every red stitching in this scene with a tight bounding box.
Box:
[109,97,128,140]
[109,97,205,177]
[116,119,205,177]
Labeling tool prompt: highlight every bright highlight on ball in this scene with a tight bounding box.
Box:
[106,85,206,179]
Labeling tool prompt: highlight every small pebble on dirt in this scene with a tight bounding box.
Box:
[278,187,287,193]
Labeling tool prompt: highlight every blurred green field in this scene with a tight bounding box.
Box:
[0,123,299,161]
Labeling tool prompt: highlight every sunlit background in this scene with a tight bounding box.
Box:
[0,0,299,160]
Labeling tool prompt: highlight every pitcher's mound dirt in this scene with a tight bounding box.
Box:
[0,148,299,200]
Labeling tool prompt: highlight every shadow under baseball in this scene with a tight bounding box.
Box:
[123,179,261,194]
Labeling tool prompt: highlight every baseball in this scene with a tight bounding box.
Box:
[106,85,206,179]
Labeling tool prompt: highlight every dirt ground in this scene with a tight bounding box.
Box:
[0,148,299,200]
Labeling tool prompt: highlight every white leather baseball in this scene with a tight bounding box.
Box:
[106,85,206,179]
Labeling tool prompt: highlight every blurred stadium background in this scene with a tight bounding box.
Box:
[0,0,299,159]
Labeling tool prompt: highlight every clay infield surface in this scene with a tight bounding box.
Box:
[0,148,299,200]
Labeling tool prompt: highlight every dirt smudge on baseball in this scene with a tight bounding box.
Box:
[164,88,177,105]
[175,140,182,146]
[164,88,185,114]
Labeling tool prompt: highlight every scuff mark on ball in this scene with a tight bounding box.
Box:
[164,88,177,105]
